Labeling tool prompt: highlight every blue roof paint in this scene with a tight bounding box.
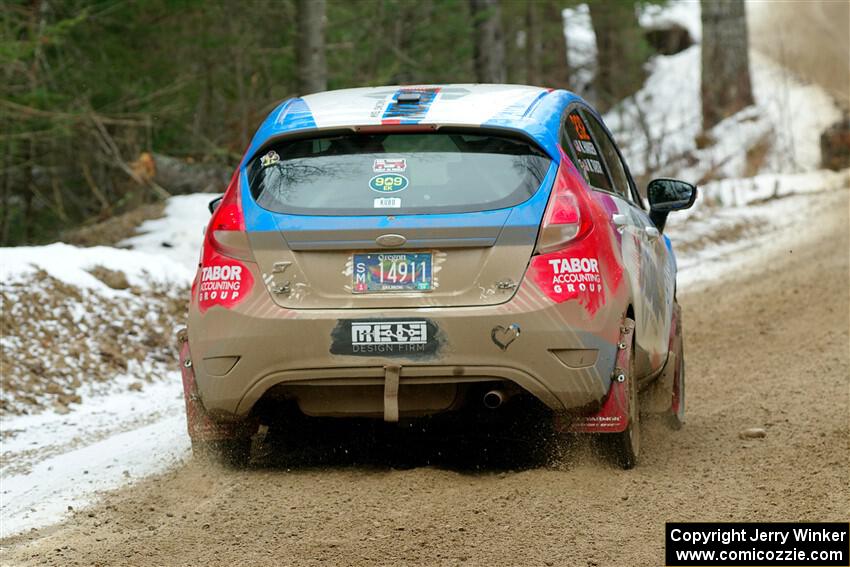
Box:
[237,85,591,234]
[241,85,589,165]
[484,89,580,160]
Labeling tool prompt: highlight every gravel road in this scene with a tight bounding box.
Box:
[2,191,847,567]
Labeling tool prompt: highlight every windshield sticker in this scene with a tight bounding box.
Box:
[374,197,401,208]
[260,150,280,167]
[369,173,409,193]
[373,158,407,173]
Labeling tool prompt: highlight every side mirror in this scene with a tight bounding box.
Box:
[646,178,697,231]
[208,196,224,215]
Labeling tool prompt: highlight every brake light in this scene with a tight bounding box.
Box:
[210,171,244,232]
[196,170,254,312]
[206,171,251,259]
[535,153,593,254]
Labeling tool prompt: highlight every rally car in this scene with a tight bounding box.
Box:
[179,84,696,469]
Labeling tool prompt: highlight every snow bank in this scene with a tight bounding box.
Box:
[667,168,850,289]
[0,243,192,296]
[603,1,842,182]
[121,192,219,274]
[0,376,189,537]
[0,194,214,417]
[0,194,213,535]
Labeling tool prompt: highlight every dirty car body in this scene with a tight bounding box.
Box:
[182,84,695,466]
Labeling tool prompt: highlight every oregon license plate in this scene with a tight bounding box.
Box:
[352,253,432,293]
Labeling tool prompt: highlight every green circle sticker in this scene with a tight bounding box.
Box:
[369,173,409,193]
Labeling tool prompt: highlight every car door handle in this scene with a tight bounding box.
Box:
[645,226,660,241]
[612,214,629,227]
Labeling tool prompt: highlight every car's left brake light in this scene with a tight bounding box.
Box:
[205,171,252,260]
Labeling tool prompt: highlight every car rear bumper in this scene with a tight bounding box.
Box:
[187,278,628,420]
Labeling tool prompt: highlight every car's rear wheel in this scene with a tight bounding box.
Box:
[192,438,252,468]
[607,337,640,469]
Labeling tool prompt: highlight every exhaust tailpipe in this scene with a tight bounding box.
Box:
[483,390,506,409]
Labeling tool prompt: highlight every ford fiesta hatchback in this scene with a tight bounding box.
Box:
[179,84,696,469]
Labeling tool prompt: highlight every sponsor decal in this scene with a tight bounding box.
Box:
[530,248,607,315]
[571,139,597,156]
[330,318,440,356]
[196,255,254,313]
[353,321,426,345]
[260,150,280,167]
[565,111,613,191]
[373,197,401,209]
[545,256,602,295]
[373,158,406,173]
[369,173,408,193]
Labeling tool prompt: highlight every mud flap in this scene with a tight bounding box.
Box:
[565,319,635,434]
[641,302,682,415]
[669,304,684,418]
[177,329,258,442]
[384,365,400,423]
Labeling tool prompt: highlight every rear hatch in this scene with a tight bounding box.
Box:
[245,128,554,309]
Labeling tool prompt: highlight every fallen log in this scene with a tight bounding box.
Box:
[131,152,232,195]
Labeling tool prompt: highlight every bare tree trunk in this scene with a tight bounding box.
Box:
[296,0,327,95]
[470,0,506,83]
[1,135,10,244]
[700,0,754,129]
[541,0,570,89]
[588,1,647,110]
[525,1,542,85]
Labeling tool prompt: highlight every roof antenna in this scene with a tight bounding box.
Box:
[396,92,421,104]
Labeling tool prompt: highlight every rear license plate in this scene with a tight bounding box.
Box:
[352,253,432,293]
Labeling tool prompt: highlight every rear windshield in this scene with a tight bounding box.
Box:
[247,131,551,215]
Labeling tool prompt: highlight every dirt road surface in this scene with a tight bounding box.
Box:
[2,190,848,566]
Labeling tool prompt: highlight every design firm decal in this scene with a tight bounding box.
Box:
[330,319,440,356]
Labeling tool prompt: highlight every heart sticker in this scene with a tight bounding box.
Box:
[491,324,521,351]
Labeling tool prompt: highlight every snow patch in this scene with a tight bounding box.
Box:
[0,243,191,297]
[669,169,850,289]
[0,193,213,536]
[562,4,596,99]
[120,192,218,276]
[604,16,842,182]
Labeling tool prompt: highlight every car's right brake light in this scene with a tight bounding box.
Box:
[535,150,593,254]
